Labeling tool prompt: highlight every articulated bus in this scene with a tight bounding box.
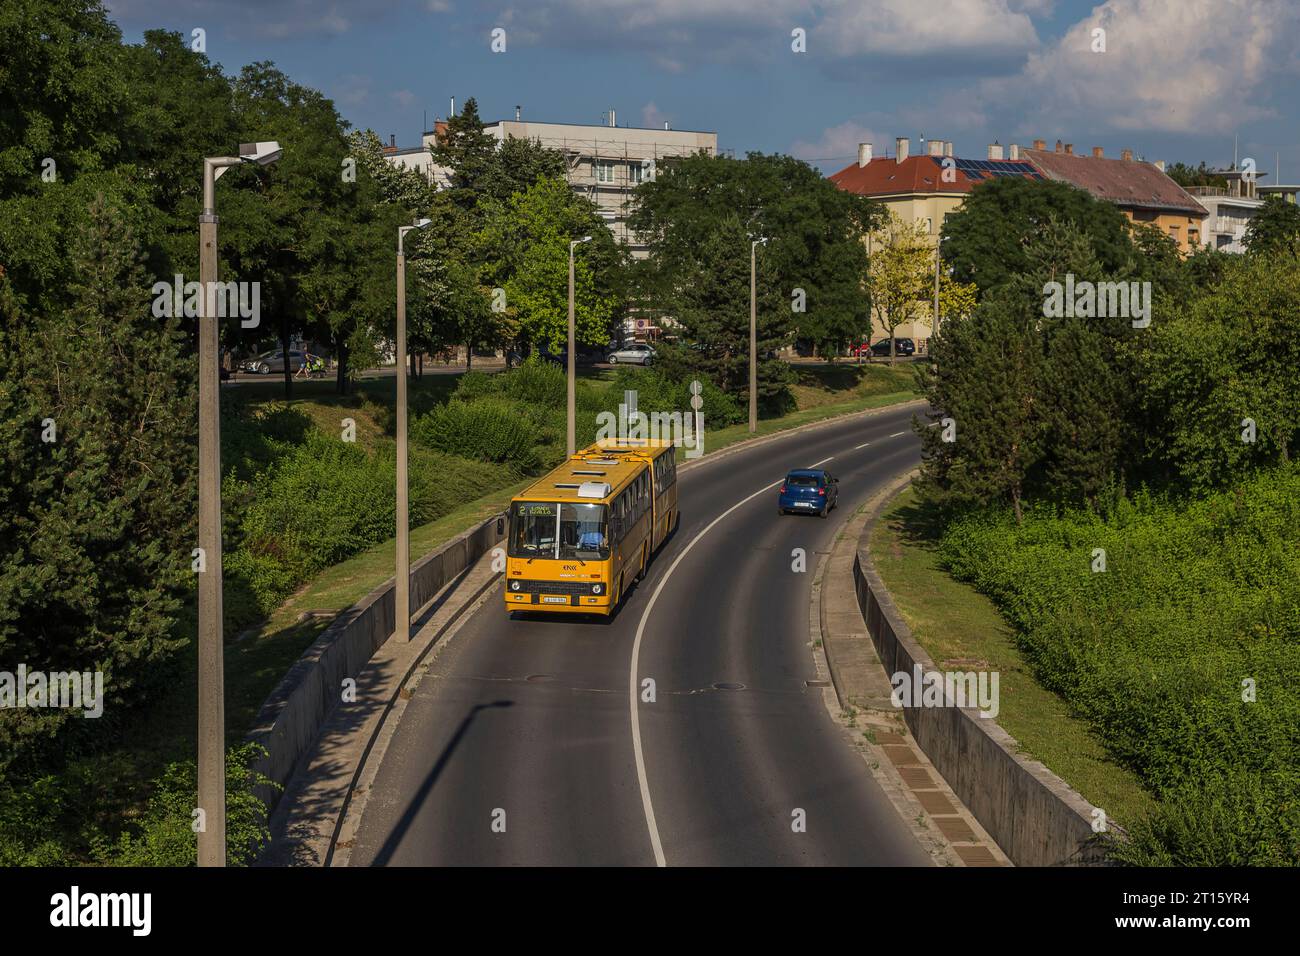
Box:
[504,438,679,617]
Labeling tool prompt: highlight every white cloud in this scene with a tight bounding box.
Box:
[984,0,1300,135]
[392,88,418,109]
[789,120,887,164]
[815,0,1040,58]
[641,102,673,129]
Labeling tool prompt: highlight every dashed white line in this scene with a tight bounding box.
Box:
[854,442,871,450]
[811,455,835,466]
[888,431,907,438]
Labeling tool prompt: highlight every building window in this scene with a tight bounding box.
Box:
[596,160,617,183]
[628,162,644,185]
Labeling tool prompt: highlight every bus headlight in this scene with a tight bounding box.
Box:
[510,580,521,592]
[592,583,603,595]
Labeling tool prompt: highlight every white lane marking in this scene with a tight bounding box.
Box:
[854,442,871,450]
[629,474,786,867]
[888,431,907,438]
[810,455,834,466]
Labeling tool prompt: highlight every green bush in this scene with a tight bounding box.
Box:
[0,744,274,866]
[411,398,541,470]
[937,465,1300,864]
[224,431,519,621]
[608,366,744,427]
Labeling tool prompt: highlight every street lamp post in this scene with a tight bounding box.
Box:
[749,237,768,433]
[567,236,592,456]
[197,141,281,869]
[395,218,432,644]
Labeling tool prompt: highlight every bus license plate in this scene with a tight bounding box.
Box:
[541,596,568,604]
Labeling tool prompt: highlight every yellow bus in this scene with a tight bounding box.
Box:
[504,438,679,617]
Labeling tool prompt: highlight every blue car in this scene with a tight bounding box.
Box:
[777,468,839,518]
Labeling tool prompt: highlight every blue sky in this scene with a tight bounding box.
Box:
[105,0,1300,181]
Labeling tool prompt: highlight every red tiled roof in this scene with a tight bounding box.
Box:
[1023,148,1207,217]
[830,155,962,196]
[829,155,1040,197]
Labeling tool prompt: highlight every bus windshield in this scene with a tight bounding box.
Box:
[509,501,609,560]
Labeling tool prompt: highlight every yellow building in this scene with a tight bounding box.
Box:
[1022,141,1207,254]
[830,137,1045,348]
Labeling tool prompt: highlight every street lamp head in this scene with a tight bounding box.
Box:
[413,218,432,229]
[239,141,283,166]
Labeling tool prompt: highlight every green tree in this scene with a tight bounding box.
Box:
[1244,196,1300,260]
[630,151,873,403]
[0,196,195,776]
[866,212,933,364]
[1138,255,1300,487]
[916,286,1046,523]
[478,177,623,352]
[942,177,1138,297]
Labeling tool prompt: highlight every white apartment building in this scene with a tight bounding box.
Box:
[384,110,718,342]
[383,113,717,259]
[1185,166,1265,254]
[481,113,717,259]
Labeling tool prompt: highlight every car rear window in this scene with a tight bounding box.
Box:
[787,475,818,486]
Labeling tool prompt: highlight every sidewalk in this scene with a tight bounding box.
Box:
[812,474,1009,867]
[261,549,502,866]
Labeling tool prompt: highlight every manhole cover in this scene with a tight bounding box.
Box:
[712,682,746,691]
[525,674,556,683]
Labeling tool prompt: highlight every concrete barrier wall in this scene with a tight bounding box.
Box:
[852,538,1108,866]
[247,514,505,799]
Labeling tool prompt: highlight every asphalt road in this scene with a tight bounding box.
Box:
[350,402,934,866]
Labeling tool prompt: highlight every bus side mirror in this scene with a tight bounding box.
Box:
[496,516,505,535]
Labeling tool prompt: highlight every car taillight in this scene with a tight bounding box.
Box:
[818,488,826,496]
[780,485,787,493]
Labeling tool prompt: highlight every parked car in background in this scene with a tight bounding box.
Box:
[852,338,915,358]
[537,345,605,367]
[606,342,656,366]
[239,349,307,374]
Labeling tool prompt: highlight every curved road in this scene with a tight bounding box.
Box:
[350,402,932,866]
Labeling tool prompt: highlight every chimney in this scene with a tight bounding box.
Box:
[944,141,954,158]
[1033,139,1046,150]
[1154,159,1166,172]
[1055,139,1063,153]
[857,143,873,167]
[988,142,1004,160]
[1064,143,1074,155]
[515,105,521,121]
[1008,144,1020,160]
[1121,148,1133,162]
[664,122,670,130]
[928,139,944,157]
[609,108,617,128]
[895,137,910,163]
[1092,146,1104,158]
[450,96,455,116]
[390,133,396,148]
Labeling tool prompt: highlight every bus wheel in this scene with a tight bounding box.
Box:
[636,546,648,581]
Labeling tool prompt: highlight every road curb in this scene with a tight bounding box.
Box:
[852,480,1113,866]
[812,473,1010,867]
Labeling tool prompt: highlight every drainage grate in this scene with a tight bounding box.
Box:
[712,682,745,691]
[805,680,831,688]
